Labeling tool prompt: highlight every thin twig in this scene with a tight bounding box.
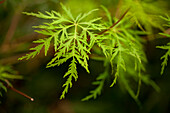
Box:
[4,80,34,101]
[9,86,34,101]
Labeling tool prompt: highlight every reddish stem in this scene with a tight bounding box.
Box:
[5,80,34,101]
[9,86,34,101]
[98,8,130,35]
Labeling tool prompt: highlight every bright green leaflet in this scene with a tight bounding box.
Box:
[157,15,170,75]
[82,60,109,101]
[19,3,105,99]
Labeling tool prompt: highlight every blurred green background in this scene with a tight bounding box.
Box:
[0,0,170,113]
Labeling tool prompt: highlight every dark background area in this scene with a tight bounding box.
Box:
[0,0,170,113]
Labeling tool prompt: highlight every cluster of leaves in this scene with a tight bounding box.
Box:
[19,3,105,99]
[157,14,170,75]
[0,65,22,97]
[18,2,165,103]
[121,0,165,32]
[82,7,159,103]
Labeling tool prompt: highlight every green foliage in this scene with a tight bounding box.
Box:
[82,61,109,101]
[0,65,22,96]
[81,6,159,102]
[85,7,157,103]
[121,0,165,32]
[157,14,170,75]
[19,3,161,102]
[157,43,170,75]
[19,3,104,99]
